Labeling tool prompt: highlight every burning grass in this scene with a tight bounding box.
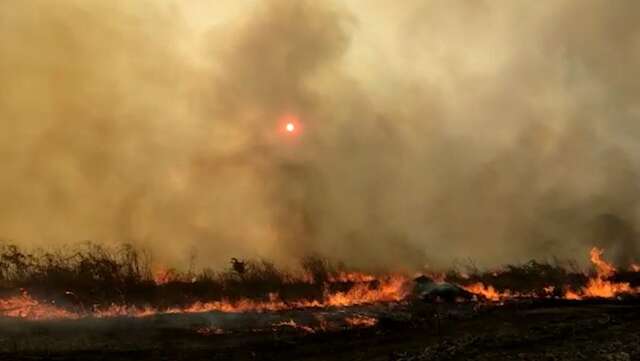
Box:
[447,247,640,301]
[1,243,640,321]
[0,243,409,320]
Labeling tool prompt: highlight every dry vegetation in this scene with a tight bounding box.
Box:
[0,243,374,311]
[1,243,640,360]
[1,243,640,313]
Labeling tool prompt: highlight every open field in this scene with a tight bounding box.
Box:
[0,300,639,361]
[1,244,640,360]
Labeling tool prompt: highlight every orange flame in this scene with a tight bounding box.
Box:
[153,267,177,285]
[564,290,581,300]
[329,271,376,283]
[0,292,78,320]
[577,277,632,299]
[325,275,407,306]
[563,247,636,300]
[589,247,616,278]
[0,275,409,320]
[3,248,639,321]
[463,283,510,301]
[462,248,640,302]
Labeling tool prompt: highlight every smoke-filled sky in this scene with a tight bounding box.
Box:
[1,0,640,270]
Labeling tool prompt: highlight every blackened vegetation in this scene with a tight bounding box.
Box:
[391,303,640,361]
[1,297,640,360]
[445,260,592,297]
[443,259,639,297]
[1,243,640,312]
[0,244,376,311]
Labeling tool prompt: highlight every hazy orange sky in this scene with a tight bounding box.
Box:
[1,1,640,270]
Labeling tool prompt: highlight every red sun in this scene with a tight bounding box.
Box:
[279,114,302,136]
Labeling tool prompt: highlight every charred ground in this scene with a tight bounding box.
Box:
[1,301,639,360]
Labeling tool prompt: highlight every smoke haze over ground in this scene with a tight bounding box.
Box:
[1,0,640,270]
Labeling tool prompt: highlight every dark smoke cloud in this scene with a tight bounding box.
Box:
[1,0,640,270]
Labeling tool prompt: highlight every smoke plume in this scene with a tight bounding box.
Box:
[1,0,640,270]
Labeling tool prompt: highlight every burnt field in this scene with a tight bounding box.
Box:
[1,244,640,360]
[1,301,640,360]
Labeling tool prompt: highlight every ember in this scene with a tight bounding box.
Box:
[344,315,378,327]
[0,292,77,320]
[273,319,317,333]
[195,326,225,336]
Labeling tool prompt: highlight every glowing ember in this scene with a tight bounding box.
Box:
[195,326,225,335]
[153,267,178,285]
[0,292,77,320]
[344,315,378,327]
[272,319,316,333]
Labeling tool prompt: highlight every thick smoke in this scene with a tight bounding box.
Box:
[1,0,639,270]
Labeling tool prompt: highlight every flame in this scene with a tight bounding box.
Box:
[461,248,640,301]
[329,271,376,283]
[631,263,640,272]
[564,290,581,300]
[93,304,157,318]
[462,248,640,302]
[463,283,509,301]
[168,275,407,316]
[325,275,407,306]
[578,277,632,299]
[3,249,640,321]
[0,292,78,320]
[153,267,178,285]
[0,275,409,320]
[589,247,615,278]
[563,247,636,300]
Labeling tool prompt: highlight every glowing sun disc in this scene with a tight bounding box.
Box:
[285,122,295,132]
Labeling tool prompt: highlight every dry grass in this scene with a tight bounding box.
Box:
[0,243,361,311]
